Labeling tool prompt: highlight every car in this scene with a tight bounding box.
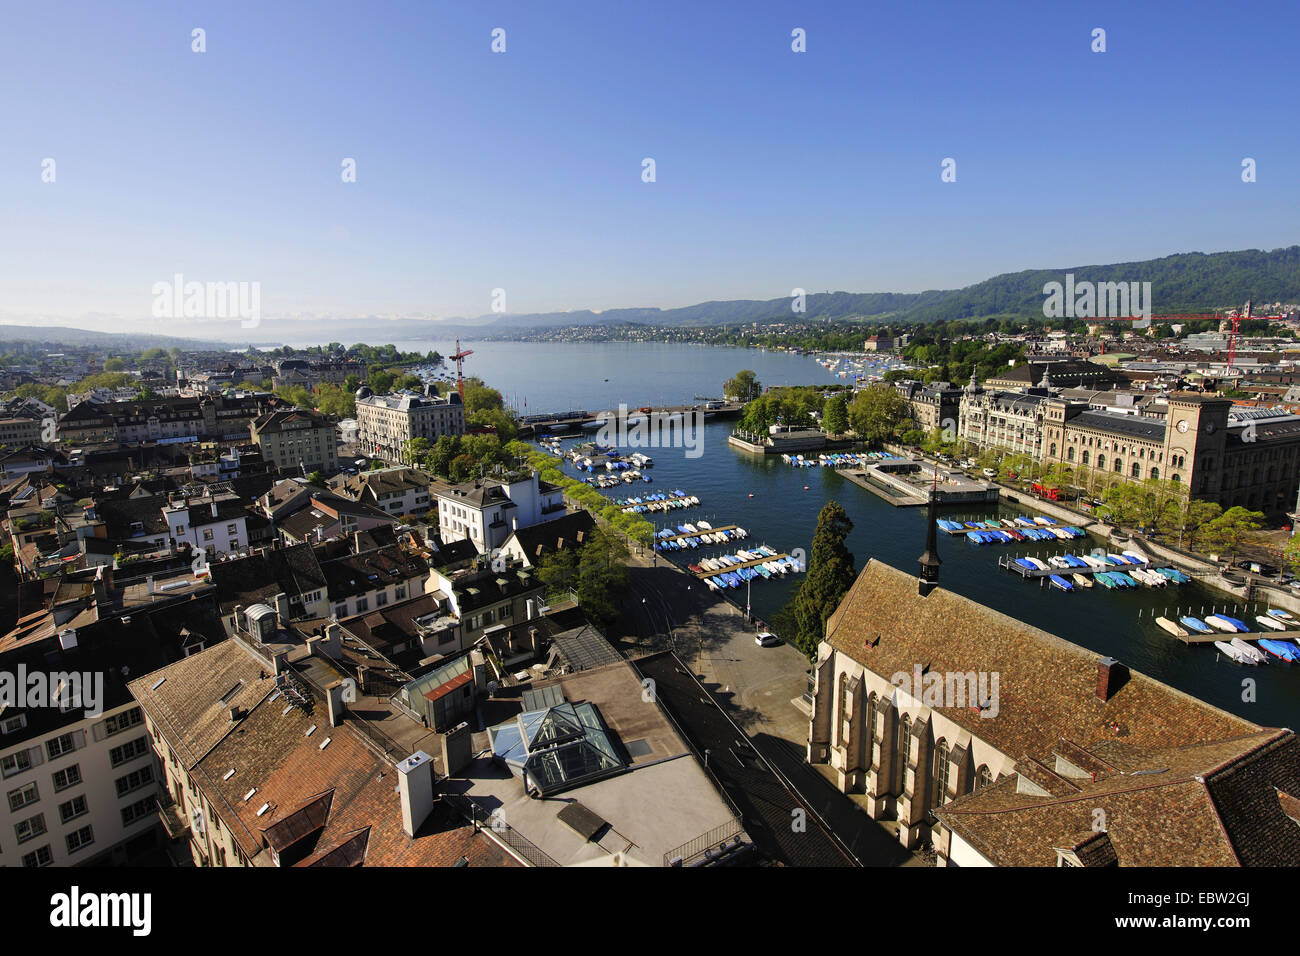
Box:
[982,468,997,478]
[755,632,781,647]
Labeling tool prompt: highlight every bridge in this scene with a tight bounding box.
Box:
[516,402,744,437]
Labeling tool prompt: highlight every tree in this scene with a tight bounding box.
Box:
[724,370,761,402]
[576,527,629,623]
[1198,506,1264,560]
[786,502,856,658]
[306,471,324,486]
[846,385,907,446]
[822,394,849,434]
[536,548,579,597]
[103,358,125,371]
[1282,535,1300,578]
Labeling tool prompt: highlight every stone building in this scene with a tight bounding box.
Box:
[354,387,465,462]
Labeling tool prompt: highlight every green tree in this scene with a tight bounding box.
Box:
[1199,506,1264,560]
[822,394,849,434]
[103,358,125,371]
[306,471,324,486]
[576,527,629,623]
[724,370,761,402]
[847,384,908,446]
[786,502,856,658]
[536,548,579,598]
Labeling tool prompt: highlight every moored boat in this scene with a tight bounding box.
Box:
[1155,616,1188,637]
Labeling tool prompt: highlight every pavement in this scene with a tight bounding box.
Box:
[610,546,919,866]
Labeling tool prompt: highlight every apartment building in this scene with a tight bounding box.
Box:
[127,633,516,868]
[354,387,465,462]
[436,471,565,554]
[328,465,439,516]
[249,408,338,475]
[163,494,249,560]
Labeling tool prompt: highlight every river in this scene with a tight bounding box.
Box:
[400,339,1297,728]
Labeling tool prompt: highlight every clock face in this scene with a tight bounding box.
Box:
[1176,420,1188,433]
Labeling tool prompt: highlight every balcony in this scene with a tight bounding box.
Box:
[157,794,190,840]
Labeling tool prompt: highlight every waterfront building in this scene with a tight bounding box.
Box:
[354,387,465,462]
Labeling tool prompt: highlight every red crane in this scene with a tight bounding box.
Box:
[1099,310,1290,371]
[452,338,474,399]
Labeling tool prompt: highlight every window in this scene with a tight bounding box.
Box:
[395,586,406,601]
[334,603,347,618]
[115,765,155,797]
[1,714,27,735]
[58,795,88,823]
[52,765,81,792]
[933,740,951,806]
[203,529,214,542]
[65,825,94,854]
[108,736,150,768]
[14,813,46,844]
[355,597,368,613]
[121,797,156,827]
[7,782,39,812]
[103,708,143,737]
[836,673,851,747]
[45,733,76,760]
[896,714,911,793]
[976,765,994,790]
[21,845,52,868]
[376,592,388,607]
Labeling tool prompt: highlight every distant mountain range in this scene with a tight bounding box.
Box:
[4,246,1297,348]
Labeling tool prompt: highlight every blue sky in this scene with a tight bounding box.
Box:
[2,0,1297,335]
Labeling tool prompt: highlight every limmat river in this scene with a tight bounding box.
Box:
[402,340,1297,728]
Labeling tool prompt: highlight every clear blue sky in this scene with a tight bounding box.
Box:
[2,0,1297,334]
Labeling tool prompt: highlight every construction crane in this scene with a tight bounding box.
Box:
[452,339,474,399]
[1096,305,1290,371]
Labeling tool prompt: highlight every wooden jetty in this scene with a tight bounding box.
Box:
[696,553,794,580]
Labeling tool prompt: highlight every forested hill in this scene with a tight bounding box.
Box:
[487,246,1300,328]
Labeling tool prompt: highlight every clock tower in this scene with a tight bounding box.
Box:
[1162,393,1231,496]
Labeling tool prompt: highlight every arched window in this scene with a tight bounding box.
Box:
[864,694,877,770]
[1131,462,1140,478]
[1067,446,1075,462]
[1049,442,1056,457]
[933,740,951,806]
[896,714,911,793]
[1150,467,1159,480]
[837,673,850,746]
[1097,454,1105,470]
[976,765,993,791]
[1114,458,1122,473]
[1082,451,1089,466]
[1171,473,1180,483]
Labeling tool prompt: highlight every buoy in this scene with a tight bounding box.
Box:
[748,493,755,498]
[804,486,809,490]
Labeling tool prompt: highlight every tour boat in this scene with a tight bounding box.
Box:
[1155,616,1188,637]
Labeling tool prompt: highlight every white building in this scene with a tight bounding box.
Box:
[435,471,566,554]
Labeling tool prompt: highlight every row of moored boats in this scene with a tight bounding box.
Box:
[942,516,1087,544]
[690,547,803,589]
[1158,608,1300,663]
[781,451,905,468]
[617,492,700,514]
[654,522,748,551]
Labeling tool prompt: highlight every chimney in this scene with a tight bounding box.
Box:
[917,485,942,597]
[271,650,288,676]
[274,592,290,626]
[233,604,244,634]
[210,499,218,518]
[326,681,347,727]
[1095,657,1128,702]
[146,575,154,595]
[397,751,434,838]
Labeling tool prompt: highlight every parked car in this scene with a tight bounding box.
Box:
[982,468,997,478]
[755,632,781,647]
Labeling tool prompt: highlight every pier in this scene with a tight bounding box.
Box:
[518,402,743,437]
[696,552,796,580]
[655,524,744,545]
[839,462,1000,508]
